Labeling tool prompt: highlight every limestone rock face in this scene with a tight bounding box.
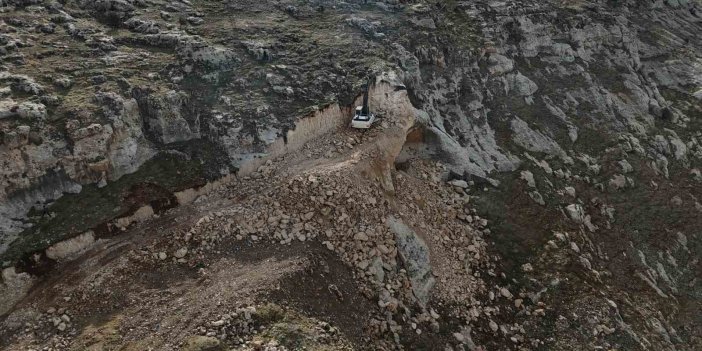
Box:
[505,72,539,97]
[78,0,136,21]
[95,92,155,180]
[0,1,701,350]
[134,90,198,144]
[510,117,565,157]
[16,102,46,120]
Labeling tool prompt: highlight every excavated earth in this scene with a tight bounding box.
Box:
[1,0,702,350]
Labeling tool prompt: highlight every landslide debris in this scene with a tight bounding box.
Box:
[1,0,702,350]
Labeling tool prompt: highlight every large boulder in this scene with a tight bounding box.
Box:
[387,216,435,306]
[133,89,198,145]
[78,0,136,23]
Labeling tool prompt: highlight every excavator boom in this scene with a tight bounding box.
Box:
[361,80,370,115]
[351,77,376,129]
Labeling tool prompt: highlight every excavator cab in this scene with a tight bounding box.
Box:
[351,79,376,129]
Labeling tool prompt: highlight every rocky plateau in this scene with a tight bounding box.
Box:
[0,0,701,350]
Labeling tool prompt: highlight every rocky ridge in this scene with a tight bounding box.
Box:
[1,0,701,350]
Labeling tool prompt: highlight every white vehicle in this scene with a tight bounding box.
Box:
[351,79,376,129]
[351,106,376,129]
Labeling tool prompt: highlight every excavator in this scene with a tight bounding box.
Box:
[351,79,376,129]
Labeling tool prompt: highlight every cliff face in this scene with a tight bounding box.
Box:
[0,0,701,350]
[409,1,702,349]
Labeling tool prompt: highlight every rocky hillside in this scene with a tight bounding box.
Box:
[1,0,701,350]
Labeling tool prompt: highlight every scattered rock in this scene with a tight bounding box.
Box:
[174,247,188,259]
[500,287,512,299]
[449,179,469,189]
[520,170,536,188]
[182,335,220,351]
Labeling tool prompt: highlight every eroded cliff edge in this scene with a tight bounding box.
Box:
[1,1,701,350]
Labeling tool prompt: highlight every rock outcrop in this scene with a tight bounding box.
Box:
[0,0,701,350]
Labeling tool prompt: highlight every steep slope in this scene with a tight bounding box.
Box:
[1,0,701,350]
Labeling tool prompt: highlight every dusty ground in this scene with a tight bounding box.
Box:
[0,80,499,350]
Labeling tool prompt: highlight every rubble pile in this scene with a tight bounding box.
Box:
[1,0,701,350]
